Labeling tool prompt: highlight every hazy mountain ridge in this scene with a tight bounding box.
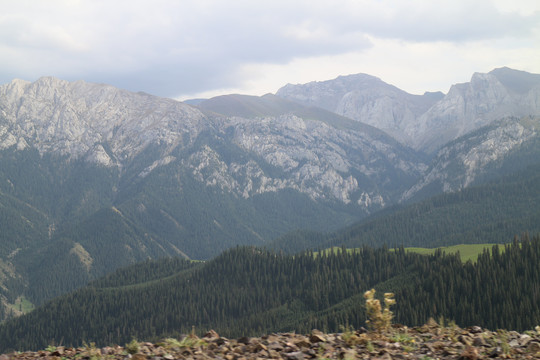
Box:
[277,67,540,153]
[402,115,540,201]
[2,69,538,210]
[412,68,540,152]
[276,73,443,145]
[0,77,424,208]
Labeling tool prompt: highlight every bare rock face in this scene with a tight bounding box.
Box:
[184,111,423,208]
[411,69,540,152]
[401,115,540,201]
[277,73,441,146]
[0,77,425,211]
[224,113,417,204]
[277,68,540,154]
[0,77,207,167]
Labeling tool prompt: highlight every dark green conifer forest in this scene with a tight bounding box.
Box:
[269,163,540,253]
[0,235,538,353]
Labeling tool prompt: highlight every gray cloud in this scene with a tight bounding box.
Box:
[357,1,539,42]
[0,0,538,97]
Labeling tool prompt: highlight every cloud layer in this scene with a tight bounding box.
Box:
[1,0,539,98]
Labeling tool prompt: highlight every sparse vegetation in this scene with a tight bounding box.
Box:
[390,332,414,345]
[364,289,395,333]
[81,342,100,360]
[124,339,140,354]
[339,325,368,346]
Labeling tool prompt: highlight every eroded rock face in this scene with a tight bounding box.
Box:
[183,112,419,207]
[411,70,540,153]
[0,77,207,167]
[401,116,540,201]
[277,68,540,154]
[0,77,425,210]
[277,73,441,146]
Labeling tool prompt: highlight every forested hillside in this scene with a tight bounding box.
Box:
[1,74,540,324]
[0,145,360,318]
[270,162,540,253]
[1,235,538,353]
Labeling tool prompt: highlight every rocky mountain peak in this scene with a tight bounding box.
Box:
[276,73,442,146]
[0,76,206,166]
[276,68,540,154]
[412,69,540,152]
[489,67,540,94]
[276,73,388,112]
[0,79,30,103]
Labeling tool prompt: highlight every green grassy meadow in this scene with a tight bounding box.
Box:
[401,243,502,263]
[318,243,505,263]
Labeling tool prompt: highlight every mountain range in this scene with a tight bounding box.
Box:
[0,67,539,320]
[277,67,540,152]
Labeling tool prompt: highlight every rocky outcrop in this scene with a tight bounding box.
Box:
[276,68,540,154]
[221,113,420,204]
[5,324,540,359]
[0,77,207,167]
[277,73,442,145]
[402,116,540,201]
[0,77,425,210]
[412,68,540,152]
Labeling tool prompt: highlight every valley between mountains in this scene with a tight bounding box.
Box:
[0,67,539,351]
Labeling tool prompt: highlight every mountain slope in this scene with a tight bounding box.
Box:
[1,238,538,352]
[276,73,442,145]
[269,160,540,253]
[276,68,540,153]
[0,77,429,317]
[0,77,207,166]
[412,68,540,152]
[196,93,427,205]
[403,115,540,201]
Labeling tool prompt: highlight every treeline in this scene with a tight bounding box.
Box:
[89,257,198,288]
[395,234,540,330]
[1,236,539,352]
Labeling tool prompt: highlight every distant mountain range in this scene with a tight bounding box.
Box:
[0,67,539,321]
[277,67,540,152]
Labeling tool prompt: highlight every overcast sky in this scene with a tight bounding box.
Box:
[1,0,539,100]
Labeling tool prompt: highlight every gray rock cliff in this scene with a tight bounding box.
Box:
[276,68,540,154]
[0,77,425,211]
[276,74,441,145]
